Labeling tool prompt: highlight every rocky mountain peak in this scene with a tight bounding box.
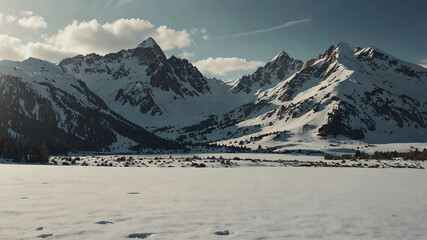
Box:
[232,50,304,94]
[133,37,167,62]
[271,50,290,62]
[137,37,157,49]
[2,40,427,152]
[22,57,49,65]
[301,42,351,70]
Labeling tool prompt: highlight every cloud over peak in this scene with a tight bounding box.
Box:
[44,18,192,55]
[194,57,264,76]
[0,17,193,62]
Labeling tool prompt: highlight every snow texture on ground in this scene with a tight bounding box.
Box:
[1,165,427,239]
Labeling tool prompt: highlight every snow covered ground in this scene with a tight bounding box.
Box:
[1,165,427,239]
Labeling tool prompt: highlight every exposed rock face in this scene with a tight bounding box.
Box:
[181,43,427,146]
[59,37,211,119]
[0,58,177,151]
[232,51,303,94]
[1,39,426,152]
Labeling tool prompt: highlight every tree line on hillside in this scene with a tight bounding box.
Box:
[0,136,69,163]
[324,149,427,160]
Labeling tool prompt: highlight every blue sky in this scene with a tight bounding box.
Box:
[0,0,426,81]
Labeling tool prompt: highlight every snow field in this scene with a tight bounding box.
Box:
[1,165,427,239]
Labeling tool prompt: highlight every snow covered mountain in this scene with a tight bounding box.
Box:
[59,37,244,128]
[232,51,304,94]
[1,38,425,153]
[0,58,177,152]
[180,43,427,151]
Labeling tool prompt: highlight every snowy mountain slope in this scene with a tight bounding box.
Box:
[59,37,249,128]
[146,50,306,140]
[180,43,427,151]
[1,39,425,153]
[0,58,177,151]
[232,51,304,95]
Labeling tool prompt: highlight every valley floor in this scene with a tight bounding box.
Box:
[1,165,426,239]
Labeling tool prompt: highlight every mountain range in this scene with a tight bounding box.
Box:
[0,37,425,153]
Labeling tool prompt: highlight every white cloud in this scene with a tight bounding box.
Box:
[44,18,191,55]
[0,18,194,63]
[0,34,77,62]
[193,57,264,76]
[420,64,427,68]
[199,28,209,40]
[6,14,17,23]
[17,15,47,29]
[44,19,154,55]
[27,42,77,62]
[20,10,33,16]
[116,0,134,7]
[190,28,198,34]
[0,10,47,29]
[1,10,47,29]
[179,51,195,59]
[212,18,310,40]
[0,34,27,60]
[104,0,136,8]
[154,25,192,50]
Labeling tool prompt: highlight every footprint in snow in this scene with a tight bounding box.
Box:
[114,217,132,222]
[20,197,28,199]
[128,192,140,195]
[95,221,114,225]
[127,233,153,239]
[37,234,53,238]
[36,227,44,231]
[214,230,231,236]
